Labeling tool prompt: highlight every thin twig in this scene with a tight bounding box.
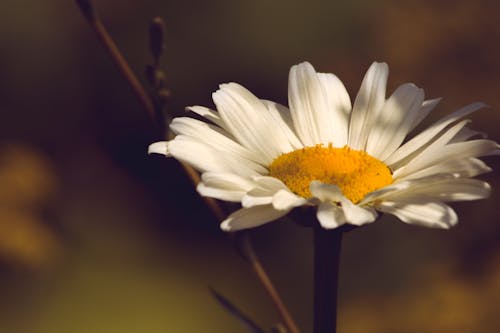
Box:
[75,0,223,221]
[75,4,299,332]
[240,233,301,333]
[209,287,267,333]
[76,2,156,119]
[179,156,225,221]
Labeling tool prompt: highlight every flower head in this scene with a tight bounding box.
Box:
[149,62,499,231]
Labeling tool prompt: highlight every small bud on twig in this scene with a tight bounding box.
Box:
[149,17,166,63]
[145,65,168,90]
[158,88,171,102]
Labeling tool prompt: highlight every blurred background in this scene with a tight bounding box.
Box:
[0,0,499,332]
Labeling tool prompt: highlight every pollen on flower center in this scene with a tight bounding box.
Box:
[268,145,393,203]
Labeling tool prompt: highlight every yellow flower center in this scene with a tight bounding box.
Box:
[268,145,392,203]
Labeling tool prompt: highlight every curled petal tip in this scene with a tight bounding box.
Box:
[220,220,232,232]
[148,141,169,155]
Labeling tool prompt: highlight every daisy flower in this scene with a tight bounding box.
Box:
[149,62,499,231]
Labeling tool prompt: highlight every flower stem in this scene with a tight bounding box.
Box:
[313,225,343,333]
[240,233,301,333]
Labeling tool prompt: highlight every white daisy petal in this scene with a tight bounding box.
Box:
[288,62,330,146]
[317,72,352,147]
[213,83,289,163]
[309,180,344,202]
[148,141,169,156]
[398,157,492,181]
[242,176,306,209]
[366,83,425,160]
[310,181,377,226]
[409,98,441,132]
[197,172,255,202]
[377,173,488,201]
[168,137,224,173]
[200,172,255,189]
[242,193,273,208]
[392,119,471,178]
[272,189,307,210]
[317,202,347,229]
[394,138,499,179]
[360,181,414,204]
[348,62,389,150]
[377,198,457,229]
[185,105,227,130]
[241,176,287,208]
[220,205,289,231]
[252,175,289,191]
[196,183,246,202]
[197,184,245,202]
[360,173,454,204]
[170,117,264,164]
[339,198,378,226]
[261,100,304,151]
[169,136,266,176]
[402,179,491,202]
[450,127,486,143]
[385,102,486,167]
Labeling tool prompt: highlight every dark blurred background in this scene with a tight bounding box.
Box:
[0,0,499,332]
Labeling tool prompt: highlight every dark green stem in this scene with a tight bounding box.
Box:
[313,225,343,333]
